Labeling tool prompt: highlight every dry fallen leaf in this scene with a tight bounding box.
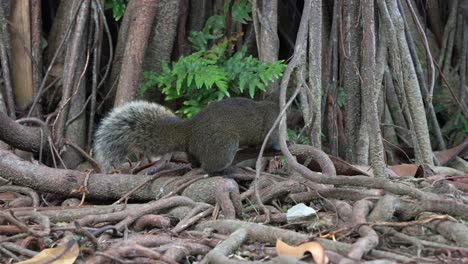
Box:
[434,140,468,165]
[389,164,420,177]
[0,192,18,202]
[17,240,79,264]
[276,239,329,264]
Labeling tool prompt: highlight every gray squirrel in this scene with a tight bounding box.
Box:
[94,97,280,173]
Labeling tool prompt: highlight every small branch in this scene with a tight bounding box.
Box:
[0,111,50,154]
[201,228,248,264]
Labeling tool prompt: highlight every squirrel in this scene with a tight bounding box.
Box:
[94,97,280,173]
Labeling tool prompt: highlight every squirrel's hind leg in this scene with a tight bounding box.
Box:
[94,143,132,173]
[191,132,239,175]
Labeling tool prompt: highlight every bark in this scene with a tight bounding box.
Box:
[387,0,434,166]
[375,21,387,98]
[212,0,224,15]
[326,0,341,157]
[45,0,73,66]
[438,0,458,73]
[377,0,415,149]
[426,0,443,45]
[342,0,361,163]
[143,0,181,74]
[87,0,105,149]
[174,0,189,58]
[61,33,88,169]
[461,18,468,114]
[400,0,439,60]
[0,92,7,150]
[382,104,398,165]
[384,68,412,147]
[101,0,132,109]
[188,0,209,34]
[254,0,279,93]
[455,4,464,76]
[361,0,386,178]
[257,0,279,62]
[0,1,15,118]
[298,57,310,137]
[0,110,50,154]
[141,0,181,103]
[52,0,90,163]
[114,0,158,106]
[9,0,34,111]
[399,0,446,150]
[320,2,331,123]
[308,0,322,148]
[462,0,468,21]
[30,0,42,104]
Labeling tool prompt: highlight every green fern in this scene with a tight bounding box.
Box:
[142,0,285,118]
[105,0,127,21]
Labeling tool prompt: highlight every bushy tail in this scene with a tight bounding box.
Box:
[93,101,180,172]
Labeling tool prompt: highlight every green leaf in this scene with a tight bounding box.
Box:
[187,73,194,88]
[232,0,252,24]
[194,74,204,89]
[248,79,260,98]
[105,0,127,21]
[176,77,184,94]
[141,8,286,118]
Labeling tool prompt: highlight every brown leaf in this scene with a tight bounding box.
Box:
[17,240,79,264]
[0,192,18,202]
[276,239,329,264]
[434,140,468,165]
[389,164,420,177]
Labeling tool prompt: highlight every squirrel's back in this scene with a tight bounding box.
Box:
[94,101,188,172]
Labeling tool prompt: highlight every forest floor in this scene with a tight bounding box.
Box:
[0,142,467,263]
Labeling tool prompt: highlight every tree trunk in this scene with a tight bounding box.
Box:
[307,0,322,148]
[53,0,90,168]
[0,1,15,118]
[143,0,181,74]
[254,0,279,93]
[30,0,42,106]
[387,0,434,166]
[342,0,362,163]
[426,0,443,45]
[326,0,341,157]
[460,15,468,114]
[188,0,209,34]
[9,0,34,111]
[113,0,158,106]
[399,0,446,150]
[361,0,386,177]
